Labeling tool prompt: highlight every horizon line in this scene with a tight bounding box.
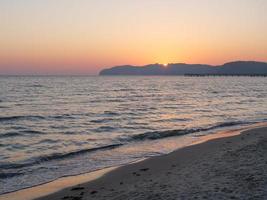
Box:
[1,60,267,76]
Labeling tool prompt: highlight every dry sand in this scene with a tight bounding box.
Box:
[32,125,267,200]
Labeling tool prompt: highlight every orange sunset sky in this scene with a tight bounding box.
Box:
[0,0,267,75]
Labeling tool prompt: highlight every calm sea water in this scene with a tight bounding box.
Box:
[0,76,266,194]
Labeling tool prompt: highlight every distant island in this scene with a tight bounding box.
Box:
[99,61,267,76]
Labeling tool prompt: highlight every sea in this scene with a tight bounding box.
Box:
[0,76,266,194]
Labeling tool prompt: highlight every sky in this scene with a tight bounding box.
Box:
[0,0,267,75]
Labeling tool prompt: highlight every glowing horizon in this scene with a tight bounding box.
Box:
[1,0,267,75]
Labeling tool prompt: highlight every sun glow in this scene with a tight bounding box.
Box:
[1,1,267,75]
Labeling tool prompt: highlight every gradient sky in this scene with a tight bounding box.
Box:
[1,0,267,75]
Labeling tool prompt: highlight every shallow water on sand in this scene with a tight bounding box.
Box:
[0,76,266,194]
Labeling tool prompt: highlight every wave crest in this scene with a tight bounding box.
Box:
[130,121,249,141]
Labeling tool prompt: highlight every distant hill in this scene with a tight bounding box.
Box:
[99,61,267,76]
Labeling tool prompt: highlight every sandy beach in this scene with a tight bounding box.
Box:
[1,124,266,200]
[31,125,267,200]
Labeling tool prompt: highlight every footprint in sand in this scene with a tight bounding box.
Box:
[90,190,98,195]
[62,196,82,200]
[71,187,84,191]
[139,168,150,172]
[133,172,141,176]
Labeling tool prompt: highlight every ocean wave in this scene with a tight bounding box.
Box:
[36,139,58,144]
[106,99,125,103]
[0,130,46,138]
[0,115,45,122]
[0,172,23,179]
[50,114,76,120]
[21,130,46,135]
[152,118,191,123]
[209,121,250,130]
[90,118,115,123]
[0,143,8,147]
[94,126,117,132]
[131,129,196,140]
[0,114,83,123]
[0,143,123,170]
[111,88,135,92]
[31,84,44,88]
[34,144,122,162]
[130,121,250,141]
[103,111,119,116]
[0,132,21,138]
[0,113,103,123]
[0,120,256,174]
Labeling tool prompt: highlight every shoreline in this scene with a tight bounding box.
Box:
[1,122,267,200]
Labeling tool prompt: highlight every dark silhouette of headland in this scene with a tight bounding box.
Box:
[99,61,267,76]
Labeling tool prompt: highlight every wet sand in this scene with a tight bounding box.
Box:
[1,124,267,200]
